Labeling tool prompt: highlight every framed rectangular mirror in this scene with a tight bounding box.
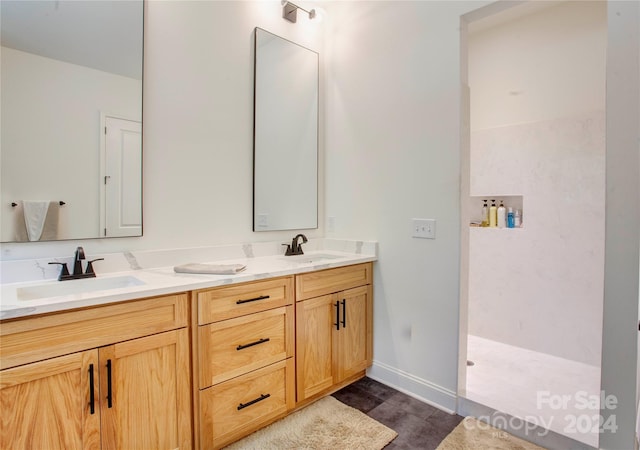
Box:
[253,27,318,231]
[1,0,144,242]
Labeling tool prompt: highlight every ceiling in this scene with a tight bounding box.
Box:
[468,1,564,35]
[1,0,143,80]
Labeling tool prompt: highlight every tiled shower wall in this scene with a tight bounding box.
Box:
[468,110,605,367]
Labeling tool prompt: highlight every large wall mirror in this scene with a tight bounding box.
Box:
[253,28,318,231]
[1,1,143,242]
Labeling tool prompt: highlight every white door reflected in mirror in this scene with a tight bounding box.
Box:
[102,116,142,237]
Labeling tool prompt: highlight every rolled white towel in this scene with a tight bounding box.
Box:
[174,263,246,275]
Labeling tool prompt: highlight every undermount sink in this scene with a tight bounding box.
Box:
[280,253,342,264]
[17,275,146,301]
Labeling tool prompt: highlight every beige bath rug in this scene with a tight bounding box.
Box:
[436,417,547,450]
[224,396,398,449]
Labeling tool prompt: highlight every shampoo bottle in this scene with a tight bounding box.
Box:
[481,199,489,227]
[497,201,506,228]
[489,200,497,227]
[507,207,514,228]
[514,209,521,227]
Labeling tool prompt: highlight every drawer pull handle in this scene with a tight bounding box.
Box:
[341,299,346,328]
[237,338,270,351]
[335,300,340,331]
[237,393,271,410]
[236,295,270,305]
[88,364,95,414]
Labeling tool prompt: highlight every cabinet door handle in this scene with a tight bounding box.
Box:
[335,300,340,331]
[236,295,270,305]
[106,359,113,408]
[88,364,95,414]
[237,338,270,351]
[341,299,346,328]
[237,393,271,410]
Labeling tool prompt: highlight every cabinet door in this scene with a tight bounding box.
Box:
[296,293,336,401]
[0,350,100,450]
[100,328,191,450]
[335,285,372,382]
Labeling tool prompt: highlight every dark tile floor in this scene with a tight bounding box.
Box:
[332,377,464,449]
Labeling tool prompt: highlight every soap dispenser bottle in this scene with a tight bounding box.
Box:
[514,209,522,227]
[489,200,497,228]
[497,201,506,228]
[481,199,489,227]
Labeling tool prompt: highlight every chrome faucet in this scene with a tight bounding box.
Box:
[49,246,104,281]
[283,234,308,256]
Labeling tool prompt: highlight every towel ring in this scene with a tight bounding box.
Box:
[11,201,65,207]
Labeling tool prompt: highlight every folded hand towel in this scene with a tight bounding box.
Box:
[23,201,50,241]
[174,263,247,275]
[14,201,60,242]
[40,201,60,241]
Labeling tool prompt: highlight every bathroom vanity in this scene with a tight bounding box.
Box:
[0,249,374,450]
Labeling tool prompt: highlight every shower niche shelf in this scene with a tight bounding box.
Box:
[469,195,523,228]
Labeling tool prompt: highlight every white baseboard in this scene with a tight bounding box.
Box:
[367,360,457,413]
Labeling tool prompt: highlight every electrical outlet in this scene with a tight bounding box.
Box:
[257,214,268,228]
[328,216,336,233]
[412,218,436,239]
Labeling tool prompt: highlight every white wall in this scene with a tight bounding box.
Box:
[0,1,324,261]
[467,1,606,366]
[469,1,606,131]
[324,0,489,410]
[1,47,141,240]
[600,1,639,448]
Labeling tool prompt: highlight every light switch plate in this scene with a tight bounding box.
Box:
[412,218,436,239]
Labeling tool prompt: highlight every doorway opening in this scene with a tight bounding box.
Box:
[458,2,607,448]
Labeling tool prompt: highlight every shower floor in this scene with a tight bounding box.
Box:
[465,335,601,448]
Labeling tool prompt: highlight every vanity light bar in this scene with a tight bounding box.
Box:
[282,1,316,23]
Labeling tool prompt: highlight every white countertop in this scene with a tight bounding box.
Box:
[0,250,376,320]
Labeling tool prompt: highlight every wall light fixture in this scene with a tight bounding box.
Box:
[282,1,316,23]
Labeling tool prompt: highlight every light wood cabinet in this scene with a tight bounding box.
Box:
[194,276,295,450]
[0,260,374,450]
[100,329,191,450]
[0,294,192,450]
[295,263,373,403]
[0,350,100,450]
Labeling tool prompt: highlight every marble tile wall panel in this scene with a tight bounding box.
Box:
[468,110,605,366]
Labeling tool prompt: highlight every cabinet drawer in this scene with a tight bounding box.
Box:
[200,359,294,449]
[296,263,372,301]
[0,293,189,370]
[198,305,294,388]
[197,277,293,325]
